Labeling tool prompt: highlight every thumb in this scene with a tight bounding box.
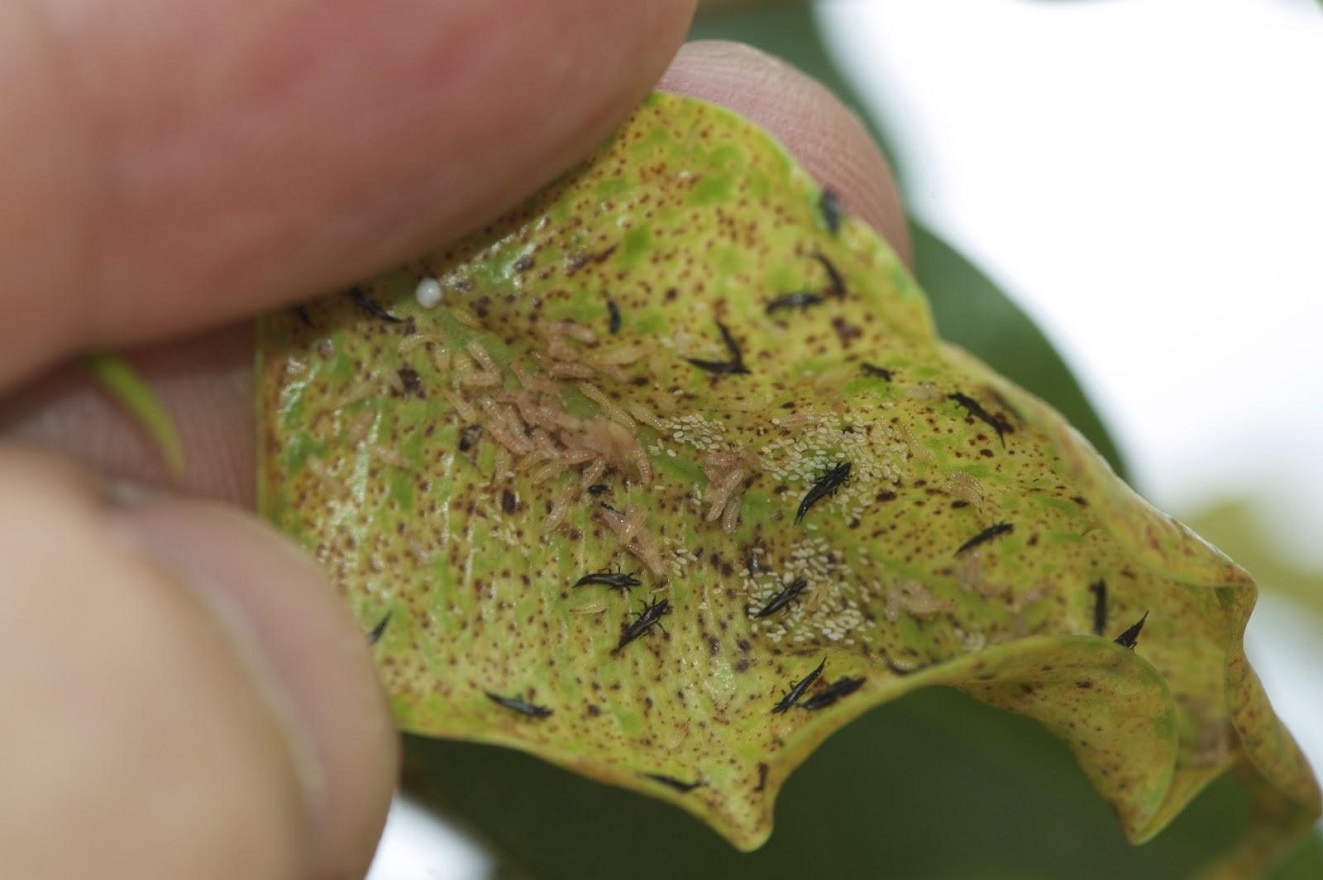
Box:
[0,447,397,879]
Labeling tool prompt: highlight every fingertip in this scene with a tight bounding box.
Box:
[0,447,396,878]
[114,493,400,879]
[0,449,309,878]
[660,40,911,265]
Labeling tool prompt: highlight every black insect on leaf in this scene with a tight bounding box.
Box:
[615,597,672,653]
[484,691,554,718]
[988,386,1026,430]
[1114,611,1149,650]
[574,570,643,590]
[397,367,422,397]
[813,252,847,299]
[642,772,703,793]
[714,319,748,366]
[686,319,750,375]
[348,286,403,323]
[795,462,851,525]
[955,522,1014,557]
[607,297,622,334]
[366,611,392,646]
[772,658,827,714]
[860,363,893,381]
[948,391,1012,445]
[686,357,750,376]
[819,187,843,235]
[765,291,825,315]
[800,676,866,711]
[754,578,808,618]
[1089,579,1108,636]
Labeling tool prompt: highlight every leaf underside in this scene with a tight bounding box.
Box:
[256,93,1319,874]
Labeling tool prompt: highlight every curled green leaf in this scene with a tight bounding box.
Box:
[256,93,1319,874]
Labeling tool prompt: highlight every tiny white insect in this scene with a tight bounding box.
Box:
[414,277,443,308]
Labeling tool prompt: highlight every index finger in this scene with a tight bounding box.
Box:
[0,0,697,390]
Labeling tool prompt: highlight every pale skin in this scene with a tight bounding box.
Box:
[0,2,908,877]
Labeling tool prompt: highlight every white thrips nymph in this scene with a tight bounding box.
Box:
[415,277,443,308]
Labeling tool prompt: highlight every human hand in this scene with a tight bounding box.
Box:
[0,2,906,876]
